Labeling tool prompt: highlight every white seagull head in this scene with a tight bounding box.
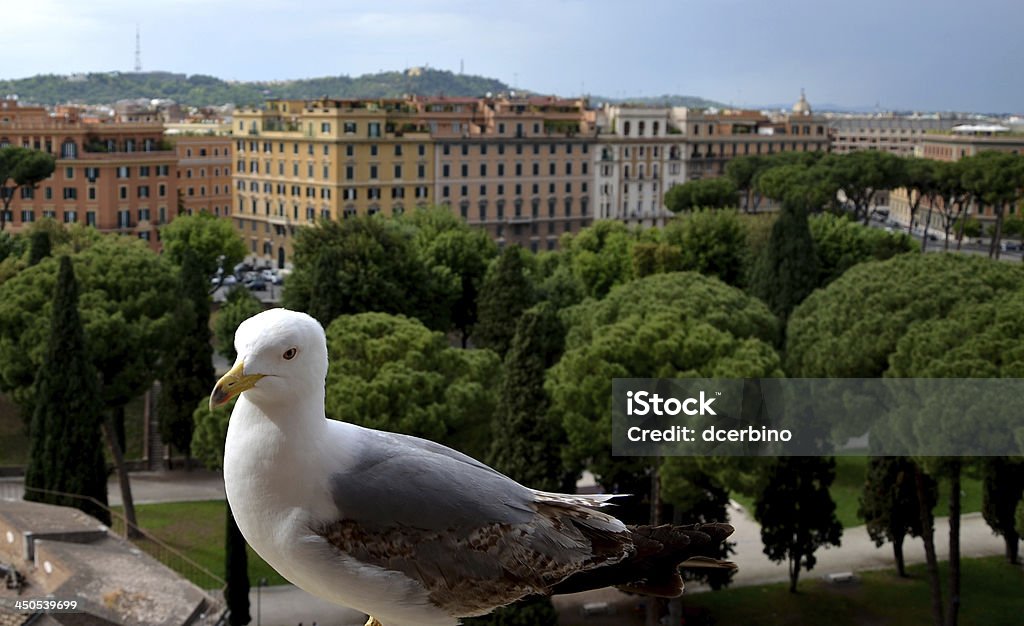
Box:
[210,308,328,411]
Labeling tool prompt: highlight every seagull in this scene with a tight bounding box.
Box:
[211,308,735,626]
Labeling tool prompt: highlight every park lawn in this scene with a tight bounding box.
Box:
[681,556,1024,626]
[731,456,983,529]
[122,500,289,588]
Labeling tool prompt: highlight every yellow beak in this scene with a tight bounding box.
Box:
[210,360,265,410]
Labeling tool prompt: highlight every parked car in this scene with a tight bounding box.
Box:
[245,277,267,291]
[211,274,238,286]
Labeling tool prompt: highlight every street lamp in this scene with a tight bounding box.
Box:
[256,577,267,626]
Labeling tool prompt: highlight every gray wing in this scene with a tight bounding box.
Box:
[327,423,536,531]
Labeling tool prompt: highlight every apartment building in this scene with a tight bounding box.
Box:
[593,105,686,227]
[437,95,596,251]
[166,122,234,218]
[890,125,1024,229]
[673,101,830,182]
[828,115,959,155]
[0,100,178,248]
[234,95,598,266]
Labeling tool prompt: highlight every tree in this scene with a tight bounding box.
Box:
[282,216,450,331]
[548,271,781,491]
[0,235,180,533]
[159,248,215,468]
[899,157,939,246]
[960,151,1024,259]
[559,220,635,299]
[808,212,916,287]
[324,312,501,460]
[858,456,937,577]
[488,303,570,493]
[725,155,768,212]
[664,177,738,212]
[660,209,747,287]
[749,205,819,322]
[473,246,536,357]
[190,399,250,626]
[755,456,842,593]
[981,457,1024,565]
[24,256,110,525]
[756,162,838,213]
[0,146,56,231]
[1016,500,1024,540]
[467,303,566,626]
[825,150,906,223]
[932,160,972,251]
[160,211,247,290]
[214,288,263,362]
[27,229,51,266]
[405,208,497,346]
[788,255,1024,626]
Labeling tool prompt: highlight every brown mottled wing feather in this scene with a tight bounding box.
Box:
[549,522,736,597]
[315,501,635,618]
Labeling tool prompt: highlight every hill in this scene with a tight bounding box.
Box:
[0,69,723,110]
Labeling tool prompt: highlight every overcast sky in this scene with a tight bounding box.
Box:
[4,0,1022,113]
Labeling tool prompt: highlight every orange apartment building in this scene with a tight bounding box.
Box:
[166,123,234,218]
[0,100,178,248]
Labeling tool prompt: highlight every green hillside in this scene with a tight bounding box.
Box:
[0,68,723,109]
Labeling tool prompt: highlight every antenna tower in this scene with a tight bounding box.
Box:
[134,25,142,72]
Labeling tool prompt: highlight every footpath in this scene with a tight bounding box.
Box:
[0,473,1014,626]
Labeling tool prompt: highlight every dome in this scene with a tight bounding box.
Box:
[792,89,812,116]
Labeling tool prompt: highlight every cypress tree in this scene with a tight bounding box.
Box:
[473,246,535,357]
[487,303,569,492]
[27,229,51,266]
[24,256,110,524]
[859,456,937,576]
[159,247,215,467]
[750,205,820,322]
[981,457,1024,564]
[755,456,842,593]
[307,246,344,328]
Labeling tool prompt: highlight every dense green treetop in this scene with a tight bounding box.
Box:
[664,177,738,212]
[659,210,748,287]
[558,221,637,300]
[549,272,782,476]
[0,146,56,230]
[160,211,247,279]
[282,215,449,331]
[808,213,916,287]
[786,253,1024,378]
[403,208,497,344]
[214,288,264,362]
[324,312,500,459]
[0,235,180,412]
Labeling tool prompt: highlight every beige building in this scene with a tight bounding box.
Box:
[890,125,1024,230]
[828,114,959,155]
[233,95,598,266]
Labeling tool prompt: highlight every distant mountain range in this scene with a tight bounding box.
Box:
[0,69,724,110]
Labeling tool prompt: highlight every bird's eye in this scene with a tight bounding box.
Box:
[283,347,298,360]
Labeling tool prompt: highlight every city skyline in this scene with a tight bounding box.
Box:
[4,0,1023,113]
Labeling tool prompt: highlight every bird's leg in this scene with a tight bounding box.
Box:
[364,617,383,626]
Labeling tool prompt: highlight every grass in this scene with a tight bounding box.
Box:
[731,456,983,528]
[125,500,289,587]
[681,556,1024,626]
